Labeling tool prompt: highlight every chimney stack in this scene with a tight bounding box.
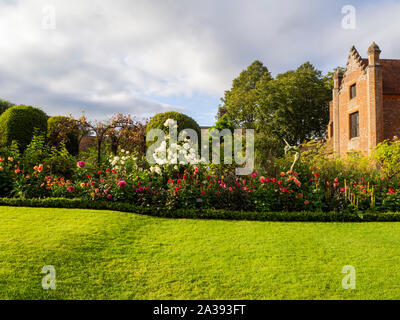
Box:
[367,42,383,150]
[368,42,381,66]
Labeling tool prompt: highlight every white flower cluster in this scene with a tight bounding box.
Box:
[151,119,206,166]
[150,166,162,175]
[110,149,137,171]
[152,138,205,166]
[164,119,177,127]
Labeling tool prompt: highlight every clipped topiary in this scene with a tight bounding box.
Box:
[0,105,48,151]
[47,116,80,155]
[146,111,201,144]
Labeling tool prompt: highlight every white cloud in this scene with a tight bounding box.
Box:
[0,0,400,123]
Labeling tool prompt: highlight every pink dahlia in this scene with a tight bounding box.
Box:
[77,161,86,168]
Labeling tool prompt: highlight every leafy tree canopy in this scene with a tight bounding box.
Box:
[212,114,235,132]
[257,62,332,145]
[221,60,272,128]
[220,61,334,167]
[222,61,332,146]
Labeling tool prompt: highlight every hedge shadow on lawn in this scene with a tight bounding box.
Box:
[1,198,400,222]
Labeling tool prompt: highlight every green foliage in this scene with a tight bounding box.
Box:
[77,144,111,173]
[212,114,235,132]
[206,114,237,167]
[11,168,49,200]
[222,61,332,167]
[275,140,379,183]
[21,133,76,178]
[324,66,346,91]
[0,169,13,197]
[47,116,80,156]
[0,105,48,151]
[0,143,20,197]
[45,143,76,178]
[4,112,400,216]
[271,140,385,213]
[146,111,201,141]
[21,133,48,172]
[257,62,331,145]
[255,130,284,173]
[222,60,272,128]
[2,198,400,222]
[0,138,390,214]
[0,137,75,199]
[0,98,14,116]
[0,141,21,161]
[373,139,400,180]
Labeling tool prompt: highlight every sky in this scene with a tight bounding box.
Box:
[0,0,400,126]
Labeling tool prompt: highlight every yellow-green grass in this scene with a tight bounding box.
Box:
[1,206,400,300]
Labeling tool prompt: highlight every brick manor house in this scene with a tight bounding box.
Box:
[327,42,400,155]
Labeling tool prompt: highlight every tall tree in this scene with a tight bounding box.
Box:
[220,61,332,169]
[221,60,272,128]
[257,62,332,145]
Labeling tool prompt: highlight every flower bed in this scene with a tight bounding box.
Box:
[2,150,400,214]
[2,121,400,217]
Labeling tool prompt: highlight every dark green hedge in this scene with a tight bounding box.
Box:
[47,116,79,155]
[0,105,48,151]
[1,198,400,222]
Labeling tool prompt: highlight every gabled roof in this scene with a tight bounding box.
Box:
[347,46,368,71]
[338,46,368,92]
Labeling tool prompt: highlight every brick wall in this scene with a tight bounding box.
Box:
[329,43,400,155]
[383,95,400,140]
[333,47,370,154]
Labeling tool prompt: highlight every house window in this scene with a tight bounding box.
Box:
[330,122,333,138]
[350,112,359,139]
[350,84,357,99]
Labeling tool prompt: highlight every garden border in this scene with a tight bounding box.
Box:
[1,198,400,222]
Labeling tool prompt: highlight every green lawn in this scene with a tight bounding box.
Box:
[1,206,400,299]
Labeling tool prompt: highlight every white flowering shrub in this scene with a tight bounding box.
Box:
[109,149,141,176]
[149,119,206,177]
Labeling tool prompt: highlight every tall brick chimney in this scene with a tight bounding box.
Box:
[368,42,381,66]
[367,42,383,151]
[332,69,343,154]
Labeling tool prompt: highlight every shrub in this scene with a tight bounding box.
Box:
[275,140,380,186]
[2,197,400,222]
[146,111,201,146]
[0,143,20,197]
[0,105,48,151]
[0,98,14,116]
[0,168,13,197]
[22,133,76,179]
[373,138,400,181]
[48,116,80,155]
[44,143,77,178]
